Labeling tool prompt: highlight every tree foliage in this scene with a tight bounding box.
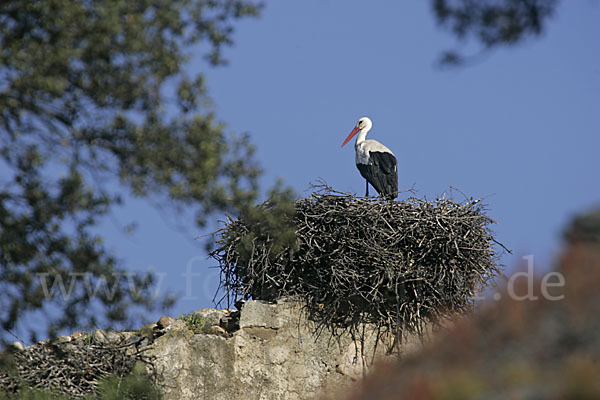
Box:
[431,0,560,65]
[0,0,262,343]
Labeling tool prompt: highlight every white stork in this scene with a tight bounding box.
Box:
[341,117,398,199]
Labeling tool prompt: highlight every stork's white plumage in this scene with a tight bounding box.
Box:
[341,117,398,199]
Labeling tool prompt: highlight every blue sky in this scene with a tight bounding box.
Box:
[91,1,600,323]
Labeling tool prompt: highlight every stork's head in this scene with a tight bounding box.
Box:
[341,116,372,147]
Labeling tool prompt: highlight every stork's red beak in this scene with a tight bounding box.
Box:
[341,126,360,147]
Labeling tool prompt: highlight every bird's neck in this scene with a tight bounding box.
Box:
[355,128,369,146]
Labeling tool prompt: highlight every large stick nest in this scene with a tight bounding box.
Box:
[211,186,503,336]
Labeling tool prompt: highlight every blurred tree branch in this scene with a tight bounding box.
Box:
[431,0,560,65]
[0,0,263,343]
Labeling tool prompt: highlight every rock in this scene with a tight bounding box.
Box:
[238,300,292,329]
[106,331,124,343]
[147,300,414,400]
[9,341,24,351]
[192,308,232,327]
[120,330,138,340]
[92,329,108,344]
[50,335,72,344]
[138,322,157,342]
[208,325,229,337]
[92,329,123,345]
[157,316,176,330]
[337,341,368,380]
[49,335,77,353]
[126,335,143,346]
[242,326,278,341]
[7,300,433,400]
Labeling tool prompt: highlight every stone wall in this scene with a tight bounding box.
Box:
[149,300,425,400]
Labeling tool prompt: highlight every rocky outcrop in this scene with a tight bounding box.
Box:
[2,300,430,399]
[148,300,426,400]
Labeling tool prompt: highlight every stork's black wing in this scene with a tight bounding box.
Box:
[356,151,398,199]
